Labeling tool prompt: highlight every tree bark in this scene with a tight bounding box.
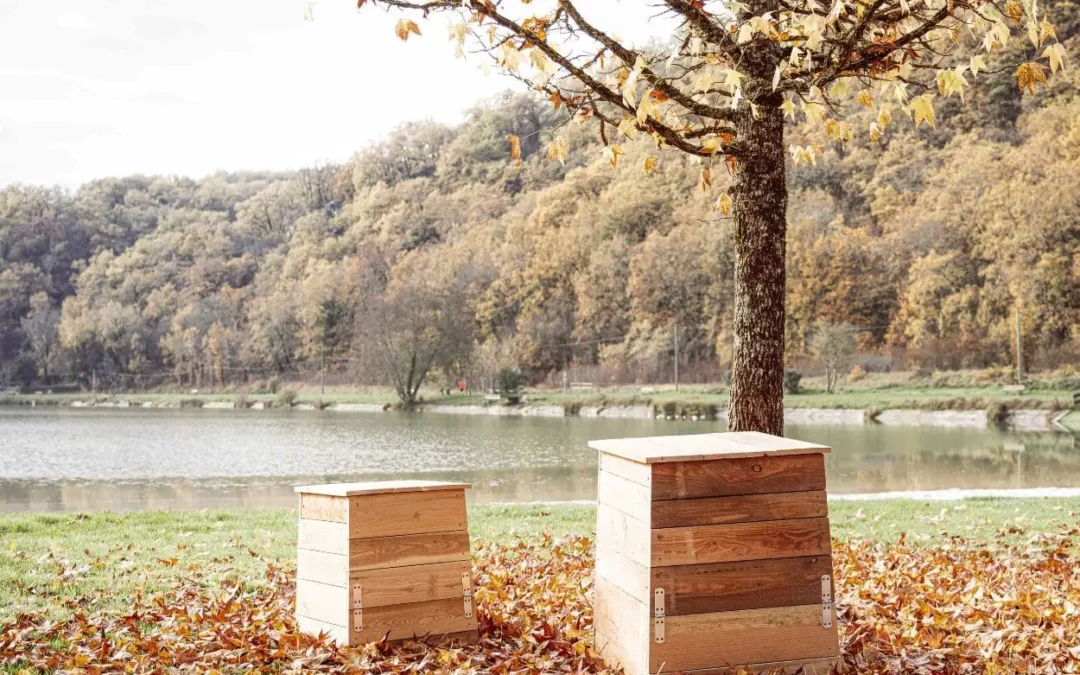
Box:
[728,103,787,436]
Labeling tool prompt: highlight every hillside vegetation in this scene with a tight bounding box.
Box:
[2,30,1079,397]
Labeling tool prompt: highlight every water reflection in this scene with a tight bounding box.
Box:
[1,407,1079,512]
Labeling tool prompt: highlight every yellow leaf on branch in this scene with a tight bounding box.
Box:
[699,167,712,191]
[1015,61,1048,94]
[507,134,522,162]
[908,94,936,129]
[642,156,658,176]
[714,193,733,216]
[1043,43,1067,74]
[603,145,625,169]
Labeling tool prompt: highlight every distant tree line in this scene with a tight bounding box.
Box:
[2,73,1080,399]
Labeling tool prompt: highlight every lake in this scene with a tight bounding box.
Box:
[1,406,1079,512]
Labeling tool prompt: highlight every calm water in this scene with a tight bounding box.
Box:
[1,406,1078,512]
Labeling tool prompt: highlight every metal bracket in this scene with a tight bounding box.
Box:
[653,587,666,644]
[462,573,474,618]
[352,582,364,632]
[821,575,833,629]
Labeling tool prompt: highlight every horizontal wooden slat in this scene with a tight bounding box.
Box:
[649,604,838,672]
[296,578,348,626]
[352,560,470,607]
[599,452,652,487]
[350,530,471,571]
[651,518,832,567]
[298,518,349,555]
[651,490,828,529]
[353,597,476,643]
[297,615,350,644]
[651,454,826,500]
[596,629,647,675]
[297,548,349,586]
[596,502,651,567]
[597,470,652,524]
[674,656,839,675]
[651,555,833,615]
[296,480,471,497]
[596,542,651,602]
[299,493,349,523]
[349,489,468,538]
[590,432,830,464]
[593,576,649,658]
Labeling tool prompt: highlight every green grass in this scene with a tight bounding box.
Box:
[4,369,1076,412]
[3,499,1079,623]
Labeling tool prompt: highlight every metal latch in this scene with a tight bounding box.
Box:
[821,575,833,628]
[352,582,364,632]
[654,587,666,643]
[462,573,474,618]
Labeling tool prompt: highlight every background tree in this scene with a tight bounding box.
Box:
[812,322,858,393]
[359,0,1068,434]
[20,292,61,383]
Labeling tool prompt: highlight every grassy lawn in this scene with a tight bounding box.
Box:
[5,372,1074,411]
[3,498,1079,624]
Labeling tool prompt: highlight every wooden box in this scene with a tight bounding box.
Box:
[591,432,839,675]
[294,480,479,646]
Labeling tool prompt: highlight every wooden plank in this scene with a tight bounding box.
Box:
[297,548,349,586]
[297,615,350,644]
[597,470,652,524]
[599,452,652,487]
[299,493,348,523]
[298,518,350,555]
[651,454,826,500]
[296,578,348,626]
[651,490,828,529]
[652,555,833,615]
[348,489,468,538]
[295,480,471,497]
[590,432,830,465]
[652,518,832,567]
[350,530,471,571]
[596,629,647,675]
[596,543,651,602]
[593,575,649,663]
[353,597,476,643]
[352,560,471,607]
[649,604,838,672]
[672,657,839,675]
[596,502,651,567]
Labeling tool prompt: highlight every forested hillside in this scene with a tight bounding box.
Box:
[2,28,1079,394]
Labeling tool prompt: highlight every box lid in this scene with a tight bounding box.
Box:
[589,431,830,464]
[294,479,472,496]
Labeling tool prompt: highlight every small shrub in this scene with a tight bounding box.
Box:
[179,398,204,408]
[661,401,677,417]
[276,389,298,407]
[784,369,803,395]
[986,401,1010,427]
[563,401,582,416]
[268,377,281,394]
[313,399,329,410]
[496,367,525,404]
[849,364,867,382]
[234,394,250,409]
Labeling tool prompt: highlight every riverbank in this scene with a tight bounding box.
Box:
[3,498,1079,623]
[3,387,1073,429]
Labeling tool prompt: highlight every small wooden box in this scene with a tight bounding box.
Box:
[591,432,839,675]
[294,480,479,645]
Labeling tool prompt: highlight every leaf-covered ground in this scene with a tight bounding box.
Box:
[4,524,1080,673]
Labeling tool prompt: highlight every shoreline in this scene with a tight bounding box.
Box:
[2,393,1071,430]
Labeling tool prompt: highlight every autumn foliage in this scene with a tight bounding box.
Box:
[4,531,1080,673]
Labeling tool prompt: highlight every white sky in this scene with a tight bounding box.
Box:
[0,0,673,188]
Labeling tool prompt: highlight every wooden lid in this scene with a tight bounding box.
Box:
[589,431,830,464]
[294,479,472,496]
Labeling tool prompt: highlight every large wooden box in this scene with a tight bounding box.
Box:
[294,480,479,646]
[591,432,839,675]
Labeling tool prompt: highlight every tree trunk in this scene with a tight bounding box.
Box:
[728,104,787,436]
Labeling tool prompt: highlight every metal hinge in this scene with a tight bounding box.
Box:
[352,582,364,632]
[462,573,474,618]
[821,575,833,629]
[653,587,666,644]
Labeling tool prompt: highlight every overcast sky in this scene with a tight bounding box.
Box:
[0,0,672,188]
